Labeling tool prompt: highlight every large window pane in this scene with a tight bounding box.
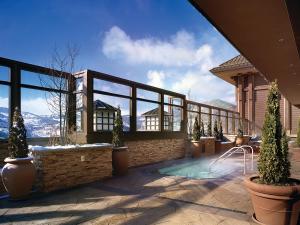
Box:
[164,95,183,106]
[137,88,160,102]
[0,66,10,82]
[164,105,182,131]
[21,88,63,137]
[93,94,130,131]
[21,70,68,90]
[187,103,199,112]
[137,101,160,131]
[93,78,131,96]
[187,111,199,137]
[0,85,9,139]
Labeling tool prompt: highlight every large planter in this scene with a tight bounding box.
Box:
[215,140,222,154]
[244,175,300,225]
[1,157,36,199]
[191,140,201,158]
[112,146,128,176]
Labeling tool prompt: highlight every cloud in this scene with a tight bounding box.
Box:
[0,97,8,108]
[146,70,166,88]
[171,71,235,104]
[102,26,214,69]
[21,97,52,115]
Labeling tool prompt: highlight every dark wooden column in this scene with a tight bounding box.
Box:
[131,84,137,132]
[237,75,245,119]
[10,65,21,127]
[83,71,93,142]
[248,73,255,134]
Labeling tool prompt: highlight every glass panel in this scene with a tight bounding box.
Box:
[21,88,65,137]
[0,66,10,82]
[187,111,199,137]
[76,77,83,91]
[164,105,182,131]
[201,107,209,113]
[164,95,183,106]
[137,101,160,131]
[0,85,9,139]
[76,93,83,109]
[76,111,82,131]
[187,103,199,112]
[21,70,68,90]
[137,88,160,102]
[93,93,130,131]
[93,78,131,96]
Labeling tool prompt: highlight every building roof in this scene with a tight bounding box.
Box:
[142,108,171,116]
[94,100,117,111]
[210,55,252,73]
[209,55,257,85]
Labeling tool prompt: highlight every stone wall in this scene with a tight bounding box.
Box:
[126,138,186,167]
[31,145,112,192]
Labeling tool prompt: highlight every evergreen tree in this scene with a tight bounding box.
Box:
[8,107,29,158]
[207,121,212,137]
[200,119,205,137]
[192,117,201,141]
[213,119,219,140]
[112,107,124,147]
[237,119,244,138]
[219,121,224,141]
[297,118,300,147]
[257,81,290,184]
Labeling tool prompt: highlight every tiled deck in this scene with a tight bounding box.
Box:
[1,149,300,225]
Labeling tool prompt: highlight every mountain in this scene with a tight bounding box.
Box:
[203,99,236,111]
[0,107,132,139]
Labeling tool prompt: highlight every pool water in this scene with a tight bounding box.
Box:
[159,157,246,179]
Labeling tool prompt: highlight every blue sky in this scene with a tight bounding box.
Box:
[0,0,239,115]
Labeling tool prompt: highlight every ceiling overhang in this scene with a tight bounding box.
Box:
[189,0,300,106]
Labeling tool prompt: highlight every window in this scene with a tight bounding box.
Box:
[93,78,131,96]
[137,101,160,131]
[164,95,183,106]
[187,111,199,136]
[21,70,68,90]
[93,94,130,131]
[164,105,182,131]
[76,93,83,131]
[0,66,10,82]
[21,88,63,137]
[187,103,199,112]
[137,88,160,102]
[76,77,83,91]
[0,85,10,139]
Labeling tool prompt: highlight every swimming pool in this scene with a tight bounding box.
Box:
[159,156,249,179]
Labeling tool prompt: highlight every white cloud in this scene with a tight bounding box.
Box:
[0,97,8,108]
[102,26,214,69]
[146,70,166,88]
[171,71,235,104]
[21,97,52,115]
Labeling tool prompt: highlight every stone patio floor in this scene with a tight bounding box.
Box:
[1,149,300,225]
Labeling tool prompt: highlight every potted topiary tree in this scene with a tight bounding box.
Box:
[191,117,201,158]
[244,81,300,225]
[214,120,223,153]
[207,121,212,137]
[112,107,128,176]
[1,107,36,199]
[236,119,244,146]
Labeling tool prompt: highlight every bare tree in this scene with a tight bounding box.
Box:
[39,44,80,145]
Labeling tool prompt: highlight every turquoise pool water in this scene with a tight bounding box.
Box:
[159,157,243,179]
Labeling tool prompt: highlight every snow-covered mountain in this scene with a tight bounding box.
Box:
[0,107,131,139]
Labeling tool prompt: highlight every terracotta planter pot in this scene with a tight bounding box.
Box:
[215,140,222,154]
[112,146,128,176]
[236,136,250,146]
[1,157,36,200]
[191,140,201,158]
[244,175,300,225]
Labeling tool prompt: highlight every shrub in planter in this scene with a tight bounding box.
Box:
[112,107,128,176]
[200,119,205,137]
[1,107,36,199]
[191,117,201,158]
[206,121,212,137]
[244,81,300,225]
[236,119,246,146]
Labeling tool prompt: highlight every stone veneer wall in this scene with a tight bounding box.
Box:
[31,145,112,192]
[126,138,186,167]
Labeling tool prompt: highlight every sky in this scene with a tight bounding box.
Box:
[0,0,239,115]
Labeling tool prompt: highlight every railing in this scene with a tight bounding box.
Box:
[208,145,254,174]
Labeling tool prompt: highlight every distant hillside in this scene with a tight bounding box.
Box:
[203,99,236,111]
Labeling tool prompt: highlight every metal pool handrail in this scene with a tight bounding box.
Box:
[208,145,254,175]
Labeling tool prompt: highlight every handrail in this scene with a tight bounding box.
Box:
[208,145,254,175]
